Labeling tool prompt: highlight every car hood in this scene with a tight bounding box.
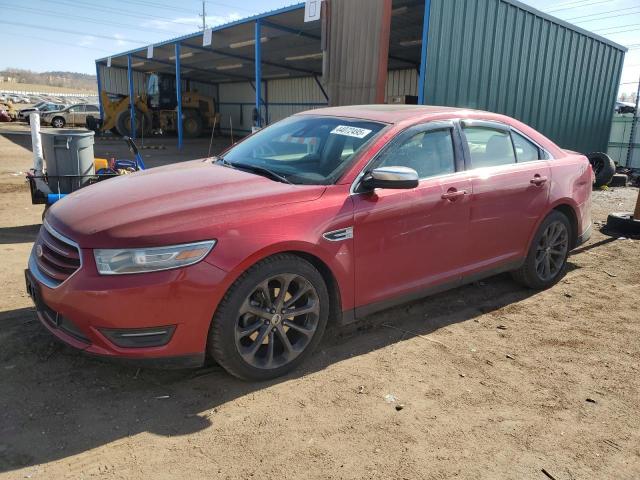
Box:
[48,160,326,248]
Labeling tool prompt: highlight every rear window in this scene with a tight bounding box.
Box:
[464,127,515,168]
[512,131,542,162]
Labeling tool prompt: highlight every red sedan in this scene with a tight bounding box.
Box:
[25,105,593,380]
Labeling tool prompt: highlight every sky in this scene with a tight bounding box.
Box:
[0,0,638,99]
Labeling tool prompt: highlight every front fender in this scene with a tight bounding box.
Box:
[205,239,354,313]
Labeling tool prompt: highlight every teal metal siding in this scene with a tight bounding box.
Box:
[422,0,626,153]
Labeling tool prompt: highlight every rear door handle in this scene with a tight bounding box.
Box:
[530,175,548,186]
[441,189,468,200]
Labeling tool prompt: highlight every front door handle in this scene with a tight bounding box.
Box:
[441,189,468,200]
[530,175,548,186]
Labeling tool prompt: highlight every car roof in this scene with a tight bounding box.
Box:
[296,103,564,158]
[297,104,478,124]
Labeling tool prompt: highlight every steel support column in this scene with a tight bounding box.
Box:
[175,42,183,150]
[127,54,136,138]
[417,0,432,105]
[255,19,262,128]
[95,62,104,121]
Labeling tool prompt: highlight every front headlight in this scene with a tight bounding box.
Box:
[94,240,216,275]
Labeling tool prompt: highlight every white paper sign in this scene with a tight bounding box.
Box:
[107,56,111,67]
[147,45,154,58]
[304,0,322,22]
[330,125,372,138]
[203,28,212,47]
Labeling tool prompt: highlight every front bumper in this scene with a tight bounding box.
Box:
[26,245,228,368]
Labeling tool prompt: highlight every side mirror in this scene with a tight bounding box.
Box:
[361,166,419,191]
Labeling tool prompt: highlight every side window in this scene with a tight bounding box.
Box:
[86,105,99,112]
[377,128,456,179]
[511,131,541,162]
[464,127,515,168]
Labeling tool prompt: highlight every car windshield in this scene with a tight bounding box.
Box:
[220,115,385,185]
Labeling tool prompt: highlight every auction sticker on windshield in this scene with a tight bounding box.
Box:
[330,125,373,138]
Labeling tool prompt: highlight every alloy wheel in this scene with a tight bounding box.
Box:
[234,273,320,370]
[535,220,569,282]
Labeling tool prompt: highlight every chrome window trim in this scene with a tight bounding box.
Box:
[350,118,555,195]
[29,220,83,289]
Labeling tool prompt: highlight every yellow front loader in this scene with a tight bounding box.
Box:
[90,90,219,138]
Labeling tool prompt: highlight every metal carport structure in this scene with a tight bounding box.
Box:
[95,4,327,149]
[96,0,627,154]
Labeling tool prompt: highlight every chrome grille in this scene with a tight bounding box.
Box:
[32,221,81,287]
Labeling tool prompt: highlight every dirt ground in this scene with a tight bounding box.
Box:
[0,125,639,480]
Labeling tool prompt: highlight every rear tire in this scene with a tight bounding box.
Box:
[511,211,571,289]
[208,254,329,381]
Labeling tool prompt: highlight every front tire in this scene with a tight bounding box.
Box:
[512,211,571,289]
[208,254,329,380]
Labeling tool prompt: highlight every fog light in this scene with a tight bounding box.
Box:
[100,325,176,348]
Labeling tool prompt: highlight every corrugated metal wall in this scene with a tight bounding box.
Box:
[325,0,392,105]
[608,115,640,168]
[100,65,146,96]
[422,0,626,153]
[217,77,328,133]
[266,76,328,123]
[217,82,259,134]
[386,69,419,99]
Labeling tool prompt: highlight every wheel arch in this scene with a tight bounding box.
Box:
[552,203,579,248]
[524,199,581,254]
[284,250,344,326]
[210,243,348,327]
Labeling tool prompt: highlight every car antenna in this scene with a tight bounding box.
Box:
[207,116,217,158]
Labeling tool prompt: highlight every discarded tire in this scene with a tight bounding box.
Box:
[86,115,101,132]
[115,109,152,137]
[588,152,615,187]
[608,173,628,187]
[606,212,640,235]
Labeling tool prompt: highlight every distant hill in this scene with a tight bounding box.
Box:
[0,69,96,92]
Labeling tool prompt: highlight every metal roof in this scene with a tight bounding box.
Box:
[96,3,325,84]
[97,0,626,85]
